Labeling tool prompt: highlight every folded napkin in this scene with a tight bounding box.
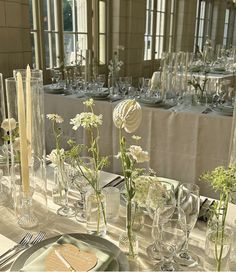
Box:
[20,234,117,271]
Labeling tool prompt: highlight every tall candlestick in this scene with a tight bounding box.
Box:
[26,65,32,162]
[17,72,30,196]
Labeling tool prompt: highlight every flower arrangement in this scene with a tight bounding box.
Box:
[113,99,149,257]
[1,118,20,162]
[69,98,109,234]
[201,165,236,271]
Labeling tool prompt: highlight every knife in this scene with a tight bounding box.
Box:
[55,249,75,272]
[102,176,124,188]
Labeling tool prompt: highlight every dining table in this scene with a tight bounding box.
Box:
[0,165,236,271]
[44,87,234,199]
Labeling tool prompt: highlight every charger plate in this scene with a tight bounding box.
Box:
[10,233,129,271]
[212,105,234,116]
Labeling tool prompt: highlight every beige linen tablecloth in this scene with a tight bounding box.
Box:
[44,93,232,198]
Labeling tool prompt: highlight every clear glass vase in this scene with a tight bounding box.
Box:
[5,70,47,229]
[204,221,233,271]
[119,199,139,258]
[86,190,106,236]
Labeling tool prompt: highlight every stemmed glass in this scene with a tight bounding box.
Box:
[146,181,176,260]
[153,206,187,271]
[67,157,94,222]
[56,161,75,217]
[175,183,200,267]
[119,76,132,97]
[96,74,106,92]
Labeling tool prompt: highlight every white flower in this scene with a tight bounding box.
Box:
[1,118,17,132]
[133,175,163,207]
[132,135,141,141]
[70,112,103,130]
[47,114,64,123]
[13,137,20,151]
[83,98,94,107]
[47,148,65,165]
[129,145,149,163]
[113,99,142,133]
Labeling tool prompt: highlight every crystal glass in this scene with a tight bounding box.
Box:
[102,186,120,222]
[175,183,200,267]
[146,181,176,260]
[5,72,47,229]
[67,156,94,222]
[56,161,75,217]
[96,74,106,91]
[153,206,187,271]
[119,76,132,97]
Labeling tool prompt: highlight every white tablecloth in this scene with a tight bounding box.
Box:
[44,92,233,199]
[0,166,236,271]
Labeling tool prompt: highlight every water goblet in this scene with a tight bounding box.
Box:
[146,181,176,260]
[153,206,187,272]
[175,183,200,267]
[56,161,75,218]
[96,74,106,92]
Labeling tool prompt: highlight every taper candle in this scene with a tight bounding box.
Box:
[17,72,30,195]
[26,65,32,162]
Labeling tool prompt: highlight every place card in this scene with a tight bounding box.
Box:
[45,243,98,271]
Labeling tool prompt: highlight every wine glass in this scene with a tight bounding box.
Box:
[96,74,106,92]
[175,183,200,267]
[56,161,75,217]
[146,181,176,260]
[153,206,187,271]
[119,76,132,97]
[67,157,94,222]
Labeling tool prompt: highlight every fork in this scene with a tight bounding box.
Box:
[0,233,32,261]
[0,232,46,268]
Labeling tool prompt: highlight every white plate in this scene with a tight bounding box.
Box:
[11,233,129,271]
[212,106,234,116]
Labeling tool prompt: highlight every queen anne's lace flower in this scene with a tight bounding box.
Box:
[83,98,94,107]
[70,112,102,130]
[47,148,65,165]
[47,114,64,123]
[129,145,149,163]
[1,118,17,132]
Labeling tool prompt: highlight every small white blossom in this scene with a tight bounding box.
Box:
[47,114,64,123]
[1,118,17,132]
[13,137,20,151]
[129,145,149,163]
[70,112,103,130]
[47,148,65,165]
[132,135,141,141]
[83,98,94,107]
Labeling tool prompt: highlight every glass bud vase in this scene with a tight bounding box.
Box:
[52,165,65,206]
[119,199,139,258]
[204,220,233,271]
[86,190,106,236]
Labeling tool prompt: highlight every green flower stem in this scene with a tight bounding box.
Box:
[127,199,135,258]
[215,193,229,272]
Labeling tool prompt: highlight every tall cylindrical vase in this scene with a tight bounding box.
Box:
[119,199,139,258]
[5,70,47,229]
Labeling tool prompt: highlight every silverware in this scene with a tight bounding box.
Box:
[0,233,32,261]
[0,232,46,268]
[202,107,212,114]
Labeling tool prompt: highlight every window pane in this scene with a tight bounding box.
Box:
[77,0,87,32]
[99,1,106,34]
[145,10,153,35]
[161,0,165,12]
[29,0,33,29]
[155,36,163,59]
[77,34,87,50]
[43,0,48,30]
[50,0,55,30]
[44,32,50,67]
[63,0,73,31]
[144,35,152,60]
[99,34,106,64]
[64,33,75,65]
[147,0,154,10]
[31,32,36,68]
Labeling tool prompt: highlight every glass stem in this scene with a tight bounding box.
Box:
[183,230,190,252]
[64,188,69,209]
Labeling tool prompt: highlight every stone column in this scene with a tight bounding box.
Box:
[0,0,32,78]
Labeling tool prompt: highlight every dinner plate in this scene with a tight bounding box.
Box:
[212,105,234,116]
[85,92,110,100]
[44,86,65,94]
[10,233,129,271]
[137,97,163,107]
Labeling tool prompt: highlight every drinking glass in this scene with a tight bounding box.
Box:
[119,76,132,97]
[56,161,75,217]
[146,181,176,260]
[96,74,106,91]
[153,206,187,271]
[67,157,94,222]
[175,183,200,267]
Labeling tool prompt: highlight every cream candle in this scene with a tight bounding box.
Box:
[26,65,32,162]
[17,72,30,196]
